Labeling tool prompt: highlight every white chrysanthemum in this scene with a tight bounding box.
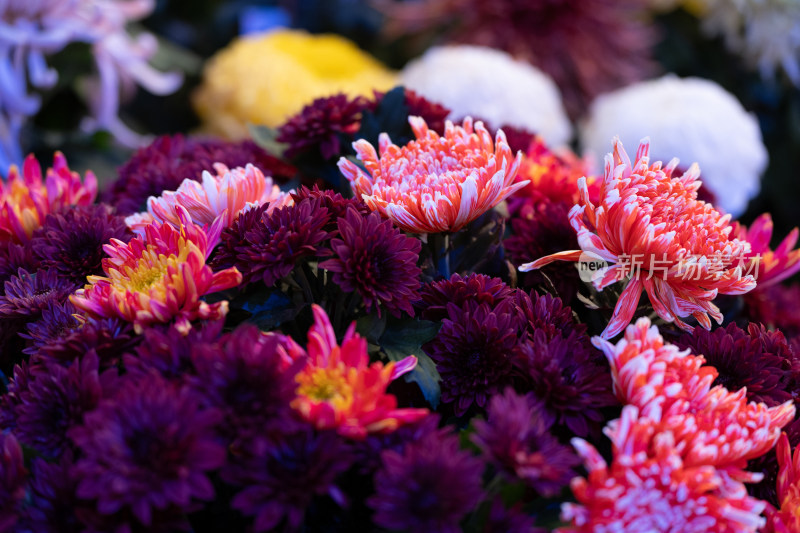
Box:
[695,0,800,85]
[580,75,768,217]
[400,45,572,148]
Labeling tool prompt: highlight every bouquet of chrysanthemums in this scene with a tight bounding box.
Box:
[2,72,800,533]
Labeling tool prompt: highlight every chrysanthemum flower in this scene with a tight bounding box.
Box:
[580,76,768,217]
[353,414,441,476]
[291,185,370,231]
[105,135,295,215]
[765,432,800,532]
[0,361,34,431]
[1,153,97,243]
[368,425,484,533]
[561,406,769,533]
[0,269,78,320]
[70,374,226,527]
[522,138,757,338]
[31,205,132,284]
[734,213,800,288]
[277,94,370,160]
[0,241,37,284]
[472,388,579,496]
[511,289,586,343]
[594,317,795,470]
[23,453,86,533]
[193,29,397,137]
[515,329,616,438]
[399,45,572,147]
[0,432,25,532]
[225,427,353,532]
[33,316,139,369]
[126,163,293,237]
[319,209,422,317]
[70,208,242,334]
[748,418,800,507]
[424,301,519,416]
[20,301,81,357]
[416,273,514,322]
[339,116,525,234]
[290,305,428,440]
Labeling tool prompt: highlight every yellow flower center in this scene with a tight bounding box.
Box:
[297,366,354,411]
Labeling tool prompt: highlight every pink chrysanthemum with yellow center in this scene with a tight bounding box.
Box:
[734,213,800,290]
[522,138,756,338]
[0,153,97,243]
[290,305,428,440]
[337,116,526,234]
[125,163,293,237]
[71,207,241,334]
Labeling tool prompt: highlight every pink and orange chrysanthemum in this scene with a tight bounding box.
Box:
[522,138,757,338]
[289,305,429,440]
[561,319,795,532]
[338,116,526,234]
[0,153,97,243]
[125,163,292,237]
[70,207,242,334]
[765,433,800,533]
[735,213,800,290]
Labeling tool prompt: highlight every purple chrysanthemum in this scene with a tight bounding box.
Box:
[676,323,792,407]
[29,205,132,284]
[123,320,224,383]
[189,324,302,444]
[424,301,519,416]
[214,197,331,286]
[482,497,544,533]
[416,273,514,322]
[514,329,616,438]
[319,209,422,317]
[505,200,581,301]
[105,135,296,214]
[225,428,352,532]
[0,433,26,532]
[472,388,578,496]
[354,414,442,476]
[15,353,113,458]
[70,375,226,527]
[277,94,369,160]
[368,426,484,533]
[34,317,139,369]
[0,361,34,431]
[22,453,86,533]
[0,242,37,284]
[511,289,584,342]
[370,88,451,135]
[0,269,78,320]
[20,301,81,357]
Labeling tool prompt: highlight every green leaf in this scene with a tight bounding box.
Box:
[379,318,442,408]
[355,85,412,147]
[248,124,289,159]
[229,285,304,330]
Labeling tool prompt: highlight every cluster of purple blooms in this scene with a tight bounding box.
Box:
[1,87,800,533]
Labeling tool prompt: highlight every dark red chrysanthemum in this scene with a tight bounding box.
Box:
[291,185,370,232]
[416,273,514,322]
[675,323,793,407]
[14,353,114,458]
[514,329,616,438]
[189,324,303,444]
[745,283,800,339]
[105,135,296,214]
[30,205,132,284]
[505,200,582,301]
[319,209,422,317]
[472,388,578,496]
[70,375,226,527]
[0,433,26,532]
[277,94,370,160]
[492,124,536,154]
[213,198,331,286]
[368,425,484,532]
[0,269,78,320]
[20,300,81,356]
[224,428,353,532]
[0,241,37,284]
[33,317,139,369]
[424,301,520,416]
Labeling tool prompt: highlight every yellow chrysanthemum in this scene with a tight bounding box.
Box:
[193,29,397,137]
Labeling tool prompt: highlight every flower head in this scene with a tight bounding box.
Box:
[416,273,514,322]
[472,388,579,496]
[33,316,139,369]
[20,300,81,356]
[424,301,519,415]
[31,204,132,284]
[746,282,800,338]
[193,29,397,137]
[105,135,295,215]
[0,241,37,284]
[319,209,422,317]
[277,93,370,160]
[1,153,97,243]
[70,375,226,527]
[735,213,800,288]
[399,45,572,147]
[0,432,26,532]
[0,268,78,320]
[765,431,800,532]
[291,305,428,439]
[126,163,293,237]
[339,116,525,234]
[368,426,484,533]
[580,76,768,216]
[23,453,86,533]
[291,185,370,229]
[70,208,242,333]
[523,138,757,338]
[511,289,586,342]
